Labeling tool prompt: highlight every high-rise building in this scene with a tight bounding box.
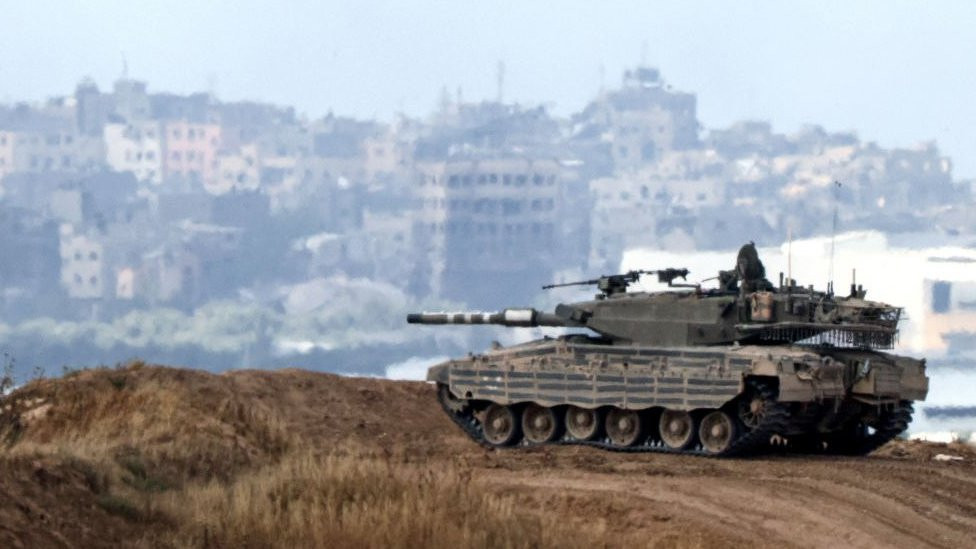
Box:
[413,156,563,307]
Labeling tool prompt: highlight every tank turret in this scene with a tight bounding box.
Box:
[409,243,927,457]
[409,243,901,350]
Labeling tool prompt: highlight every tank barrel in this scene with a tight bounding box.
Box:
[406,308,566,327]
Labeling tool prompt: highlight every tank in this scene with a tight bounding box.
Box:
[408,243,928,456]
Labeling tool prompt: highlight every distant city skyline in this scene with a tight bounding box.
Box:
[2,1,975,176]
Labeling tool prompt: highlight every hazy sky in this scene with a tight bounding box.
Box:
[2,1,975,176]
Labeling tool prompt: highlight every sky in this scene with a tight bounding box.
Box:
[2,1,975,176]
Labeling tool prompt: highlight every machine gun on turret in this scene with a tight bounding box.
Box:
[542,268,691,297]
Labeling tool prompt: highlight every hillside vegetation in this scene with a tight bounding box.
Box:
[1,363,975,548]
[0,363,628,548]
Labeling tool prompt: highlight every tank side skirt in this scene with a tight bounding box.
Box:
[447,341,923,410]
[449,359,744,410]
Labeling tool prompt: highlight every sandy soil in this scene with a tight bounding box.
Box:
[0,365,974,548]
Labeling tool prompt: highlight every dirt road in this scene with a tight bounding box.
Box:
[469,446,976,548]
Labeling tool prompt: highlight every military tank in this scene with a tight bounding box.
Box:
[408,244,928,456]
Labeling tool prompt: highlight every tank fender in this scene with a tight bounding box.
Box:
[426,363,450,383]
[893,355,929,401]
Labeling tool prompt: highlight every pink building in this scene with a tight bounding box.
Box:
[163,121,221,185]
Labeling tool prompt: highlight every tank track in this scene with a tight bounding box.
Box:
[818,401,915,456]
[436,381,792,457]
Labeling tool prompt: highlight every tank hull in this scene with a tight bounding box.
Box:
[427,337,927,456]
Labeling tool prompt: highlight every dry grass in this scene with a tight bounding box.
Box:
[4,363,292,480]
[0,364,619,548]
[146,451,606,549]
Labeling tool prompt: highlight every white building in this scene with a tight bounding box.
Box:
[59,225,105,299]
[104,122,163,184]
[212,144,261,195]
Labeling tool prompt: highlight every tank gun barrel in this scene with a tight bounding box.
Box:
[541,278,603,290]
[406,308,566,327]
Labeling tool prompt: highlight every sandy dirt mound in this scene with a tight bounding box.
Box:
[0,363,974,548]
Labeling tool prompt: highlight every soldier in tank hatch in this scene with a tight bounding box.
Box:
[736,241,773,293]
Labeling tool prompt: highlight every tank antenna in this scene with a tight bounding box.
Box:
[787,227,793,294]
[828,180,842,295]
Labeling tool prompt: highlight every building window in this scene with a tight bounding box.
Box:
[932,281,951,313]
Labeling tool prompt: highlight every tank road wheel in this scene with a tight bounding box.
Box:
[565,406,601,441]
[699,410,737,455]
[659,409,696,450]
[522,404,561,444]
[482,404,522,446]
[606,408,643,447]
